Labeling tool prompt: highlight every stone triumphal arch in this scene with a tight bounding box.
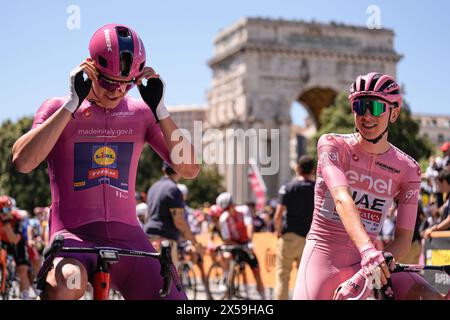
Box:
[206,17,401,203]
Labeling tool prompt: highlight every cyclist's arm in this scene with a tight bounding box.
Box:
[26,224,34,246]
[383,227,413,260]
[318,135,371,249]
[159,117,200,179]
[12,99,70,173]
[171,208,201,247]
[1,222,20,244]
[330,186,371,249]
[273,204,285,237]
[387,167,421,258]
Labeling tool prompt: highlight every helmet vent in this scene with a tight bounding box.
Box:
[360,79,366,91]
[369,73,382,91]
[378,79,394,92]
[98,55,108,68]
[116,26,131,38]
[120,52,132,77]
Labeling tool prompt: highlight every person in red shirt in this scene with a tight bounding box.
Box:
[0,196,19,244]
[216,192,266,299]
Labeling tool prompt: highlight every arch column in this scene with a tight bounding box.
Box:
[278,122,292,190]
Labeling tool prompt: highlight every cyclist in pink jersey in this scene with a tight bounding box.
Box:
[293,72,445,300]
[12,24,199,300]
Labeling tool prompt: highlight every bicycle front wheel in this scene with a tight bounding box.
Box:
[228,261,249,300]
[178,262,197,300]
[206,262,227,300]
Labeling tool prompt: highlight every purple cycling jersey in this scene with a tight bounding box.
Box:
[32,96,171,236]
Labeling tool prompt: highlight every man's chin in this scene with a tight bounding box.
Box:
[98,96,123,108]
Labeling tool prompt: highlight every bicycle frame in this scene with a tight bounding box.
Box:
[36,235,182,300]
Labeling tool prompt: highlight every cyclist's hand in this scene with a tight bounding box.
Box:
[359,242,391,286]
[137,67,169,122]
[333,270,369,300]
[63,59,96,114]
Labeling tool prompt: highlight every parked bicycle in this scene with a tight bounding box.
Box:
[177,241,198,300]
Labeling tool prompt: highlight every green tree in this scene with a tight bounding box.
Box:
[135,144,166,195]
[180,165,224,208]
[310,93,432,162]
[0,117,51,212]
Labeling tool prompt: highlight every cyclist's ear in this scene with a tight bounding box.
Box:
[389,107,400,123]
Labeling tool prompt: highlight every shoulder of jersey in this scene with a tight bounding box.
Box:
[278,184,287,195]
[390,144,422,176]
[319,133,353,143]
[42,97,67,110]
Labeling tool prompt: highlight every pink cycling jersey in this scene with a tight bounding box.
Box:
[32,96,171,236]
[293,133,432,300]
[310,133,421,242]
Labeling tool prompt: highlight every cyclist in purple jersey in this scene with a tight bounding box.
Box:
[12,24,199,300]
[293,72,445,300]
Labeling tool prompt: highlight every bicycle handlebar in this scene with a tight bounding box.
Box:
[37,235,182,298]
[392,263,450,275]
[348,261,450,300]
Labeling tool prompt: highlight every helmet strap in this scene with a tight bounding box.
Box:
[355,108,392,145]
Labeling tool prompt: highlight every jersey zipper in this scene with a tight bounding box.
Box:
[103,108,109,228]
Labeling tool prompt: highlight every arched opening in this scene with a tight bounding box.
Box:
[299,88,337,127]
[288,87,337,172]
[289,101,317,173]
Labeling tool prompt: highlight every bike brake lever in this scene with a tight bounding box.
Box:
[36,235,65,292]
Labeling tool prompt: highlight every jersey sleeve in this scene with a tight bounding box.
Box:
[396,163,421,230]
[167,186,184,209]
[145,122,172,165]
[31,98,65,129]
[278,184,288,206]
[317,134,349,190]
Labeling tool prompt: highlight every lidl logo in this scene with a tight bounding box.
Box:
[74,142,132,191]
[93,146,116,166]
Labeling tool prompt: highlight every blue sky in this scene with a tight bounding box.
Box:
[1,0,449,125]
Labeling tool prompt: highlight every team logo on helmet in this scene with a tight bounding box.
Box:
[104,29,113,52]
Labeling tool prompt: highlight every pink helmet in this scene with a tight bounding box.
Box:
[349,72,402,109]
[89,24,146,79]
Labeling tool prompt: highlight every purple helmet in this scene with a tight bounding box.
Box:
[89,24,146,79]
